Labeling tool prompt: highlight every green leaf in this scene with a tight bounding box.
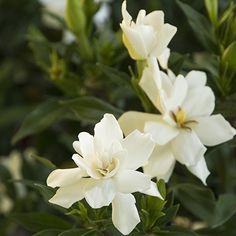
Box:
[12,99,65,144]
[157,179,166,199]
[33,229,63,236]
[177,0,216,52]
[222,41,236,70]
[59,96,123,123]
[204,0,218,25]
[173,183,215,223]
[30,154,57,169]
[59,229,97,236]
[10,212,72,232]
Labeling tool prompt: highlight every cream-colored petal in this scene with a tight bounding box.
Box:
[157,47,170,69]
[112,193,140,235]
[140,181,163,199]
[47,168,86,188]
[144,121,179,145]
[185,70,207,88]
[194,114,236,146]
[48,178,90,208]
[144,10,164,29]
[144,145,175,181]
[94,114,123,153]
[122,130,155,169]
[187,157,210,185]
[182,86,215,119]
[118,111,160,136]
[115,170,151,194]
[121,0,132,25]
[171,130,206,166]
[84,179,116,209]
[76,132,95,159]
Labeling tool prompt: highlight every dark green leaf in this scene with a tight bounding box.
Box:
[177,0,217,52]
[10,212,72,232]
[59,229,97,236]
[222,41,236,70]
[30,154,57,169]
[33,229,63,236]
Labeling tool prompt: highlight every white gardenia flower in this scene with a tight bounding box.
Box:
[47,114,161,235]
[120,1,177,60]
[119,59,236,184]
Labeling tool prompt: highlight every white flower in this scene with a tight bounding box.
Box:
[120,1,177,60]
[47,114,161,235]
[119,59,236,184]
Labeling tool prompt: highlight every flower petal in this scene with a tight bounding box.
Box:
[171,130,206,166]
[157,47,170,69]
[139,57,161,108]
[115,170,151,194]
[193,114,236,146]
[182,87,215,119]
[121,0,132,25]
[47,168,85,188]
[75,132,94,159]
[152,23,177,56]
[187,157,210,185]
[144,145,175,181]
[144,10,164,29]
[144,121,179,145]
[118,111,160,136]
[84,179,116,208]
[48,178,90,208]
[185,70,207,88]
[140,181,163,199]
[94,114,123,153]
[112,193,140,235]
[122,130,155,169]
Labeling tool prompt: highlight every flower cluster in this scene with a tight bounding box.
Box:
[47,1,236,235]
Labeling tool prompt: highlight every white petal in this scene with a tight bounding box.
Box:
[112,193,140,235]
[144,10,164,29]
[118,111,160,136]
[77,132,95,159]
[84,179,116,209]
[140,181,163,199]
[194,114,236,146]
[182,87,215,119]
[121,25,147,59]
[144,145,175,182]
[121,0,132,24]
[139,57,161,108]
[187,157,210,185]
[185,70,207,88]
[115,170,151,194]
[47,168,85,188]
[122,130,155,170]
[94,114,123,153]
[157,47,170,69]
[171,130,206,166]
[144,121,179,145]
[48,178,89,208]
[152,23,177,56]
[166,75,188,111]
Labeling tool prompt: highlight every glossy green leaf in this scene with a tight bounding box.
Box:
[177,0,217,52]
[10,212,72,232]
[205,0,218,25]
[222,41,236,70]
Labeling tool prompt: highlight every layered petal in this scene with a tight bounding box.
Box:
[84,179,117,209]
[49,178,90,208]
[144,145,175,181]
[187,157,210,185]
[182,87,215,119]
[112,193,140,235]
[185,70,207,88]
[171,130,206,166]
[157,47,170,69]
[118,111,160,136]
[122,130,155,169]
[144,121,179,145]
[47,168,85,188]
[76,132,95,159]
[144,10,164,29]
[94,114,123,153]
[194,114,236,146]
[140,181,163,199]
[139,57,161,107]
[115,170,151,194]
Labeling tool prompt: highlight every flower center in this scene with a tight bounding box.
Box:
[171,107,197,130]
[95,158,119,179]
